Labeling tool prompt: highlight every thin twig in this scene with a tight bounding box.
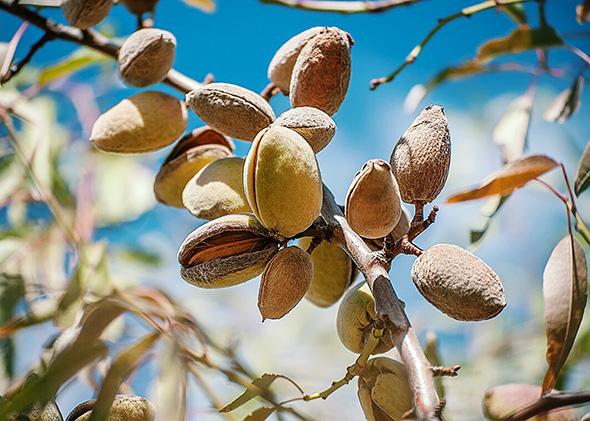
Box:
[504,390,590,421]
[370,0,532,90]
[430,365,461,377]
[0,0,203,93]
[260,0,420,14]
[260,82,281,101]
[1,31,54,84]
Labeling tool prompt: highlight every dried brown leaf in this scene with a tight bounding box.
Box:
[577,0,590,23]
[220,374,280,413]
[476,27,563,62]
[447,155,558,203]
[542,235,588,393]
[543,75,585,123]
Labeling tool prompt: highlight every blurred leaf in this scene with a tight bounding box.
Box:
[542,235,587,393]
[182,0,215,12]
[404,61,488,112]
[493,92,533,164]
[575,141,590,197]
[0,335,106,418]
[87,332,160,421]
[154,339,187,421]
[578,0,590,23]
[93,154,156,226]
[447,155,558,203]
[500,3,527,25]
[38,48,109,87]
[469,195,510,248]
[220,374,281,413]
[543,75,585,123]
[245,407,276,421]
[118,247,162,267]
[476,27,563,62]
[425,332,445,399]
[0,275,24,384]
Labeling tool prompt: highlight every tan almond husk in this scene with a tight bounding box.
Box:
[258,246,313,320]
[68,395,156,421]
[345,159,402,239]
[273,106,336,153]
[390,104,451,204]
[178,213,278,288]
[62,0,112,29]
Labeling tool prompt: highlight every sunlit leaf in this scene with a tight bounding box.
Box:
[220,374,281,413]
[16,0,62,5]
[542,235,588,393]
[578,0,590,23]
[182,0,216,12]
[469,195,510,248]
[476,27,563,62]
[500,3,527,25]
[543,75,584,123]
[575,141,590,197]
[93,154,156,226]
[38,48,109,87]
[446,155,559,203]
[153,339,187,421]
[493,92,533,164]
[87,332,160,421]
[245,407,276,421]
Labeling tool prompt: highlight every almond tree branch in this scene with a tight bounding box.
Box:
[0,0,202,93]
[504,390,590,421]
[370,0,532,90]
[260,0,420,14]
[0,31,54,84]
[320,185,440,420]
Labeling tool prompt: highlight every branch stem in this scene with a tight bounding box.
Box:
[504,390,590,421]
[370,0,532,89]
[0,0,202,93]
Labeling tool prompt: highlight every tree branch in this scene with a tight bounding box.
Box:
[260,0,420,14]
[0,0,202,93]
[504,390,590,421]
[370,0,532,90]
[320,185,440,420]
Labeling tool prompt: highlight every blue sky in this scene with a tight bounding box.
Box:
[2,0,590,419]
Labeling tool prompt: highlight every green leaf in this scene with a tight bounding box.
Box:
[477,27,563,62]
[245,407,276,421]
[220,374,281,413]
[543,75,585,123]
[542,235,587,393]
[0,275,24,381]
[182,0,216,12]
[87,332,160,421]
[575,141,590,197]
[37,48,109,87]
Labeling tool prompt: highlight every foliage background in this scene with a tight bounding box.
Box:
[1,0,590,419]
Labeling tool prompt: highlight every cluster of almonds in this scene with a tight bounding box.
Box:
[83,14,512,417]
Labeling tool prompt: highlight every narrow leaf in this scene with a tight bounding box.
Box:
[245,407,276,421]
[578,0,590,23]
[38,48,109,87]
[447,155,558,203]
[500,4,527,25]
[87,332,160,421]
[493,92,533,164]
[220,374,280,413]
[182,0,216,12]
[575,141,590,197]
[542,235,588,393]
[477,27,563,62]
[543,76,585,123]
